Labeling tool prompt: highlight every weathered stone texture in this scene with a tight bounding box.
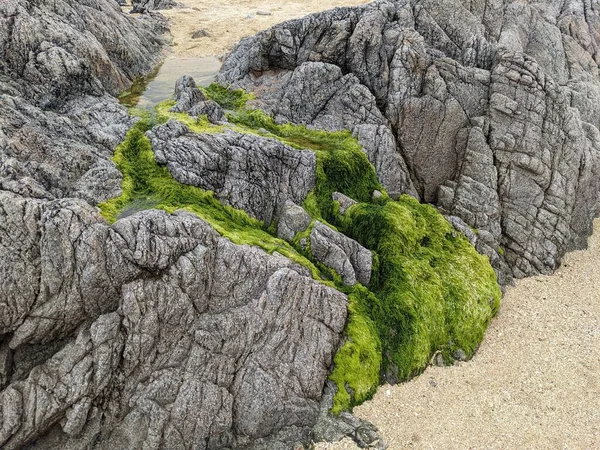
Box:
[219,0,600,280]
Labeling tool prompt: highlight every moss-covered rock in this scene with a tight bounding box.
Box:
[100,83,501,417]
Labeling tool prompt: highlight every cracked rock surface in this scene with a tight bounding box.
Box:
[218,0,600,282]
[310,221,373,286]
[148,119,317,226]
[0,195,348,450]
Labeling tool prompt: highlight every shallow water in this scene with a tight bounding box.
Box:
[119,56,222,108]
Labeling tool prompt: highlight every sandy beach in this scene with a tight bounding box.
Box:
[161,0,370,58]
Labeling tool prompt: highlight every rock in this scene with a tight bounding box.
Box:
[372,190,383,200]
[310,221,372,286]
[0,0,164,204]
[0,1,351,448]
[171,75,207,111]
[452,348,468,361]
[148,120,316,225]
[218,0,600,282]
[277,200,312,241]
[170,75,225,123]
[131,0,177,13]
[0,194,348,449]
[312,381,387,449]
[332,192,357,215]
[191,29,212,38]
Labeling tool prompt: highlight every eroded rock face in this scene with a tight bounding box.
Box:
[148,120,317,225]
[131,0,179,13]
[171,75,225,123]
[0,0,165,204]
[310,221,373,286]
[218,0,600,281]
[0,194,348,450]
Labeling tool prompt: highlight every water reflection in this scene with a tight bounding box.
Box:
[119,56,222,108]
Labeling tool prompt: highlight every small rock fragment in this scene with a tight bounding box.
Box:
[191,29,211,38]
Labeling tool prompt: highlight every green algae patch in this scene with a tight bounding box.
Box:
[329,286,383,415]
[201,82,254,110]
[154,99,225,133]
[340,196,501,381]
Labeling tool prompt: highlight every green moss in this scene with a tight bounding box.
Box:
[338,196,501,382]
[329,286,382,415]
[103,84,502,417]
[201,82,254,110]
[154,99,225,133]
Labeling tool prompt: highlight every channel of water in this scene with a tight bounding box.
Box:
[119,56,222,108]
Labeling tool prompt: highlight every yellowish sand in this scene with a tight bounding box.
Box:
[316,221,600,449]
[161,0,371,58]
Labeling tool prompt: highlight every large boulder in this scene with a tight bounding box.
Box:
[0,0,165,204]
[218,0,600,282]
[0,193,348,450]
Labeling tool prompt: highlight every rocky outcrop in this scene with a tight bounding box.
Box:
[0,193,347,450]
[310,221,373,286]
[218,0,600,282]
[277,200,312,241]
[0,0,164,106]
[0,0,165,204]
[0,3,358,448]
[171,75,225,123]
[148,120,317,225]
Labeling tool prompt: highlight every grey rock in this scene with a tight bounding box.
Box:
[0,1,352,448]
[332,192,357,215]
[0,0,164,205]
[171,75,208,112]
[131,0,178,13]
[171,76,225,123]
[310,221,372,286]
[148,120,316,225]
[277,200,312,241]
[312,381,387,449]
[192,29,212,38]
[218,0,600,282]
[0,194,348,450]
[452,348,468,362]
